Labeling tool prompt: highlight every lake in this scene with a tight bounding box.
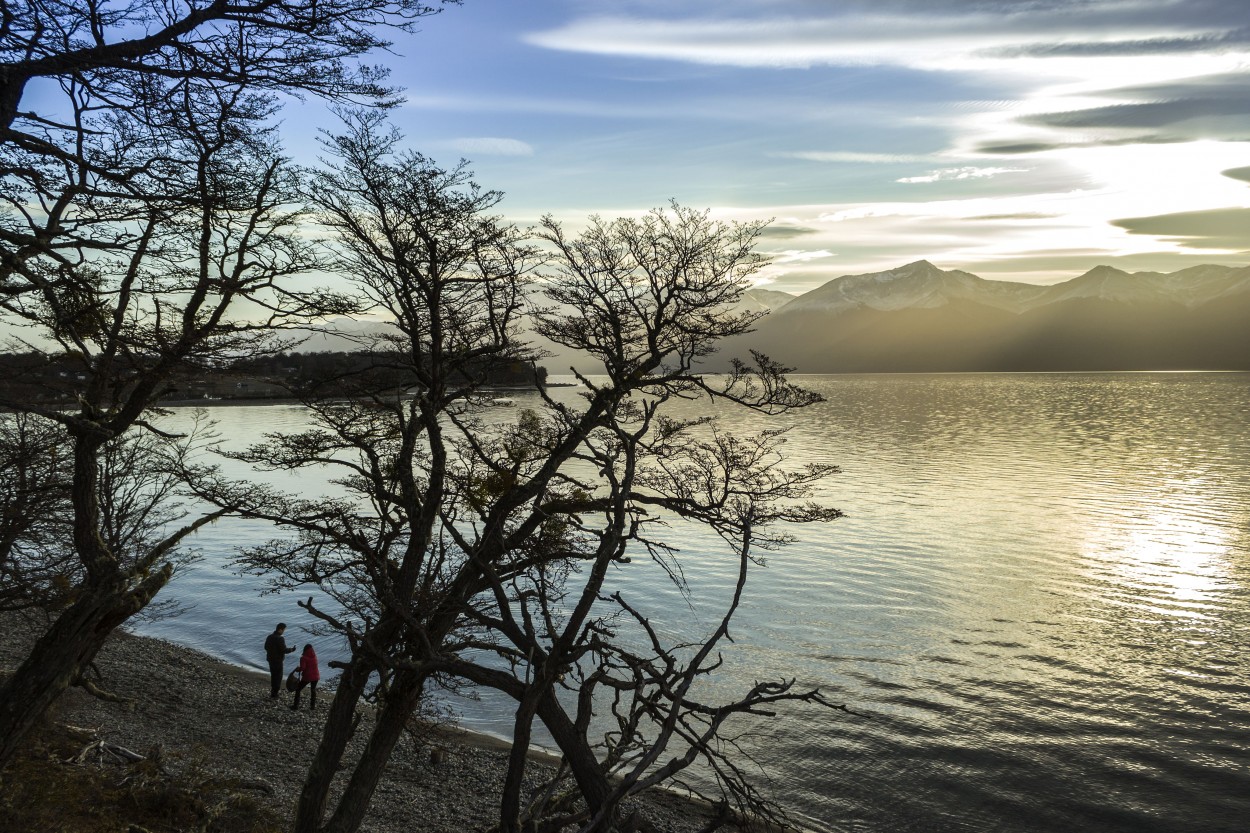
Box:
[136,372,1250,833]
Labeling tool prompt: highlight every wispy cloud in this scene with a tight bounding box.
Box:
[965,213,1061,221]
[757,224,822,239]
[420,0,1250,286]
[898,166,1026,184]
[769,249,836,265]
[976,136,1187,155]
[1112,207,1250,251]
[525,5,1249,72]
[1022,72,1250,136]
[985,28,1250,58]
[403,91,822,124]
[448,137,535,157]
[405,93,668,119]
[774,151,936,163]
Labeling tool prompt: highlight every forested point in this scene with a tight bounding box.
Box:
[0,351,546,404]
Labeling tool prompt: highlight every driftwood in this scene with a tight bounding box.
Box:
[61,724,158,772]
[63,730,272,794]
[54,720,274,833]
[61,723,100,740]
[68,738,146,765]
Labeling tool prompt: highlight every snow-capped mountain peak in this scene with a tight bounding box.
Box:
[776,260,1044,315]
[739,287,797,313]
[1038,264,1250,308]
[772,261,1250,317]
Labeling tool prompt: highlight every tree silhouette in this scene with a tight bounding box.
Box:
[186,117,844,832]
[0,0,454,772]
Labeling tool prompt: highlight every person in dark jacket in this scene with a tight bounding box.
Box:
[291,644,320,711]
[264,623,295,699]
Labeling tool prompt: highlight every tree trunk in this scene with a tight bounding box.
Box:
[500,690,542,833]
[0,568,168,772]
[536,688,615,828]
[293,659,371,833]
[437,657,618,830]
[322,669,426,833]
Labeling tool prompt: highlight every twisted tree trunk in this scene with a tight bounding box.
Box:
[322,669,427,833]
[0,567,169,771]
[293,659,372,833]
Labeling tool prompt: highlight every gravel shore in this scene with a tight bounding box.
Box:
[0,615,723,832]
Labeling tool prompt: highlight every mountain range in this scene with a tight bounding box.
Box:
[294,261,1250,373]
[723,260,1250,372]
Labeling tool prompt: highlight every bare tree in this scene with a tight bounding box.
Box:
[0,413,195,614]
[185,111,843,831]
[0,0,455,149]
[0,74,350,769]
[0,0,470,779]
[0,0,454,307]
[183,113,543,833]
[0,413,71,613]
[448,207,845,832]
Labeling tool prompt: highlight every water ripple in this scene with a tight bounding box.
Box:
[137,374,1250,833]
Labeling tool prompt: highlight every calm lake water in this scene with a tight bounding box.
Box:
[137,373,1250,833]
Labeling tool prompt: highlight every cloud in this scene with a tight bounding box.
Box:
[965,213,1061,221]
[527,15,954,69]
[976,71,1250,154]
[1222,166,1250,184]
[446,137,535,157]
[404,90,826,125]
[492,2,1250,285]
[985,28,1250,58]
[768,249,836,265]
[1027,98,1250,130]
[1112,207,1250,250]
[525,4,1250,71]
[773,151,935,163]
[757,224,821,239]
[1020,72,1250,137]
[897,166,1026,183]
[975,136,1187,155]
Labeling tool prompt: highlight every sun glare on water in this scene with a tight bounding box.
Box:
[1078,485,1236,623]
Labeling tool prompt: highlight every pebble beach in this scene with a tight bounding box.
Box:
[0,615,726,833]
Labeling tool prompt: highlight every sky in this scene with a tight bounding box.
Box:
[289,0,1250,293]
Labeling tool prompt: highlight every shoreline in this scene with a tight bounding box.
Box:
[152,384,570,409]
[0,614,726,832]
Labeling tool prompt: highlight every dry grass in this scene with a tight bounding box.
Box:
[0,711,286,833]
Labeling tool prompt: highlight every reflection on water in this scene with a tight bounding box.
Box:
[139,373,1250,833]
[1082,497,1233,620]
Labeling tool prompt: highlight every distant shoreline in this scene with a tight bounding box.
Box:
[152,381,576,409]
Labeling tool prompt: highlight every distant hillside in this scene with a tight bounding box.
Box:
[292,263,1250,373]
[738,287,797,313]
[502,286,796,376]
[720,261,1250,372]
[291,317,398,352]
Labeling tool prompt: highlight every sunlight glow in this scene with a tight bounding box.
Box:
[1078,485,1235,622]
[518,7,1250,283]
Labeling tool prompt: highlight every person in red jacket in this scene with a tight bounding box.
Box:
[291,644,320,712]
